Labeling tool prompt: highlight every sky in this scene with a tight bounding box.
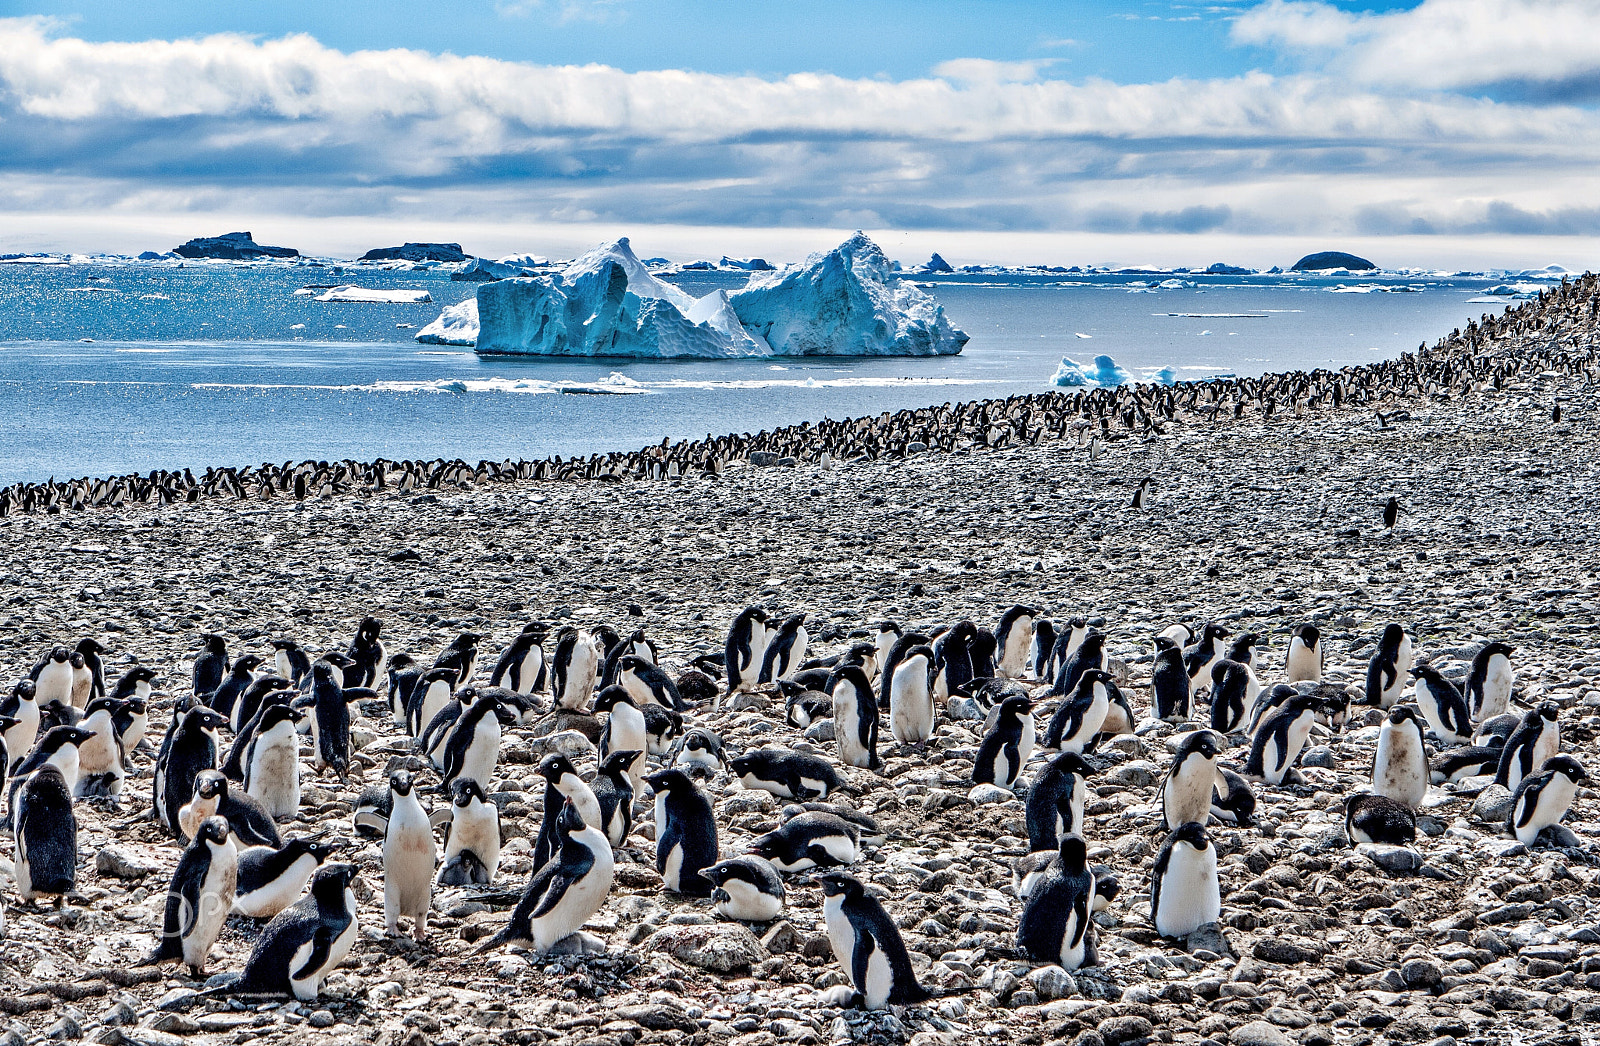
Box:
[0,0,1597,267]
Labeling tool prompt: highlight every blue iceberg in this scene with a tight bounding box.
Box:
[1051,354,1133,388]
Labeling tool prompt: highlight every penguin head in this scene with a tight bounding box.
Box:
[451,777,487,807]
[1153,636,1178,654]
[359,617,383,642]
[618,655,654,679]
[195,816,231,848]
[593,685,635,713]
[1076,669,1114,695]
[816,871,864,900]
[258,702,304,729]
[311,862,358,899]
[1479,641,1514,659]
[47,645,70,664]
[125,696,148,715]
[270,638,300,652]
[1386,704,1420,728]
[776,679,809,699]
[451,632,482,650]
[1227,633,1261,659]
[75,638,108,656]
[1078,631,1107,654]
[1536,702,1561,723]
[728,753,763,778]
[643,768,694,796]
[0,715,14,734]
[389,770,415,797]
[1380,623,1405,647]
[997,695,1034,719]
[187,707,229,733]
[1051,751,1097,778]
[199,633,228,653]
[286,836,339,864]
[874,621,901,638]
[538,753,578,784]
[233,654,264,674]
[1057,833,1089,874]
[490,699,519,726]
[11,679,35,702]
[83,695,122,719]
[312,661,335,682]
[321,652,355,671]
[194,770,227,801]
[1408,663,1445,684]
[591,626,620,653]
[520,621,549,637]
[556,798,587,834]
[1175,730,1223,763]
[1168,822,1212,852]
[1545,755,1588,783]
[674,670,719,706]
[1210,659,1241,685]
[703,858,755,889]
[1203,623,1230,642]
[780,612,808,632]
[1292,623,1320,647]
[601,749,642,777]
[389,653,417,673]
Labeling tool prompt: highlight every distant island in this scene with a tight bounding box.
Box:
[1291,250,1376,271]
[172,231,298,260]
[359,242,469,263]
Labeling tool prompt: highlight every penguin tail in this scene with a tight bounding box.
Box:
[136,942,179,968]
[474,924,530,954]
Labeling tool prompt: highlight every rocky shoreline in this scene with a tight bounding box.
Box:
[1,295,1599,1046]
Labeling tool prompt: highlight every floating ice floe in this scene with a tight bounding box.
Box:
[313,286,433,304]
[1051,354,1133,388]
[416,298,480,346]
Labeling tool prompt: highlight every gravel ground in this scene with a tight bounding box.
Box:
[1,362,1598,1046]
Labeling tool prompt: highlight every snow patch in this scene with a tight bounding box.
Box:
[314,285,433,304]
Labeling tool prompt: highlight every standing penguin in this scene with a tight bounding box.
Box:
[818,872,931,1010]
[13,764,76,906]
[1208,660,1253,735]
[1284,623,1323,683]
[888,645,937,746]
[1050,630,1106,697]
[1245,693,1321,786]
[271,639,313,688]
[407,667,459,738]
[141,815,237,976]
[829,665,880,771]
[476,801,615,956]
[1044,669,1113,754]
[438,777,502,887]
[531,754,602,870]
[231,863,359,1001]
[230,674,293,736]
[1030,619,1059,681]
[33,646,75,708]
[154,707,228,837]
[232,837,338,920]
[759,613,811,685]
[930,621,977,701]
[724,607,773,696]
[1372,704,1429,808]
[7,725,93,823]
[973,696,1035,790]
[1364,624,1413,709]
[1018,834,1099,971]
[1162,730,1224,830]
[1409,664,1474,745]
[382,771,435,941]
[591,749,638,848]
[595,685,649,792]
[1150,637,1190,722]
[208,655,262,723]
[644,768,719,897]
[74,638,109,708]
[549,628,598,711]
[1183,624,1230,697]
[489,623,548,694]
[192,633,230,699]
[1507,755,1588,846]
[1,680,40,774]
[74,695,127,798]
[243,703,303,820]
[994,606,1039,680]
[1149,823,1220,938]
[432,632,480,689]
[308,661,350,783]
[1026,751,1095,852]
[1495,703,1561,792]
[346,617,386,690]
[1465,641,1515,723]
[438,692,513,790]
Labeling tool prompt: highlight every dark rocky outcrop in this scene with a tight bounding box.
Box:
[925,252,955,273]
[1291,251,1376,271]
[1205,262,1253,275]
[172,232,298,260]
[359,242,470,263]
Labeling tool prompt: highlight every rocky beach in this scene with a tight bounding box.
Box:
[1,291,1599,1046]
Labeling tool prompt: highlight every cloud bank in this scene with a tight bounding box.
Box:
[0,7,1597,246]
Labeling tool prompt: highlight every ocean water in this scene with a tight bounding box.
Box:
[0,259,1550,485]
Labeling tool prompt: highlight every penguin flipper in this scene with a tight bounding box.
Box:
[289,925,339,984]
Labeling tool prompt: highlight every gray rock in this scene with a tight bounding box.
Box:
[1252,937,1325,964]
[1099,1016,1153,1044]
[645,924,767,972]
[1363,844,1424,874]
[1470,784,1515,823]
[749,452,780,466]
[154,989,199,1012]
[803,719,835,743]
[1185,922,1234,958]
[613,1005,699,1033]
[95,846,158,879]
[534,729,596,762]
[1400,958,1442,989]
[1300,745,1335,768]
[1025,964,1075,1001]
[1230,1021,1292,1046]
[967,783,1013,805]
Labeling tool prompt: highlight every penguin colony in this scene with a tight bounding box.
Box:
[3,272,1599,516]
[2,597,1592,1018]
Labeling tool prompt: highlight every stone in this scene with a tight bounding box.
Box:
[1363,845,1424,874]
[1300,745,1335,768]
[153,989,198,1012]
[614,1005,699,1033]
[1252,937,1325,965]
[1400,958,1442,989]
[1230,1021,1292,1046]
[645,924,768,972]
[1185,922,1234,958]
[1025,965,1075,1001]
[1098,1016,1153,1044]
[95,846,159,879]
[1470,784,1515,823]
[968,783,1013,805]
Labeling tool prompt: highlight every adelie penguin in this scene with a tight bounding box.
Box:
[230,674,293,735]
[407,667,459,738]
[672,727,726,778]
[1364,623,1413,709]
[731,748,848,800]
[1,679,40,775]
[141,815,237,977]
[817,872,931,1011]
[242,703,303,820]
[532,754,602,870]
[1044,669,1114,754]
[1285,623,1323,683]
[208,654,262,722]
[549,627,598,711]
[1495,702,1561,793]
[1150,637,1189,722]
[828,665,880,771]
[592,749,638,848]
[888,644,936,746]
[993,605,1039,680]
[595,685,649,792]
[181,769,282,848]
[437,691,514,791]
[489,623,548,694]
[73,638,109,708]
[438,777,502,887]
[271,638,312,687]
[382,770,435,941]
[1465,641,1515,723]
[1129,476,1152,510]
[1246,693,1321,786]
[74,695,128,798]
[617,654,684,711]
[1211,767,1257,828]
[781,680,833,729]
[1026,751,1095,852]
[1344,793,1417,846]
[645,768,718,897]
[1017,834,1099,972]
[308,661,365,783]
[234,837,338,919]
[432,632,481,690]
[1182,623,1230,698]
[972,695,1035,791]
[7,724,94,824]
[192,633,230,699]
[930,621,977,701]
[1149,822,1220,939]
[1049,629,1106,697]
[759,613,810,684]
[749,811,860,871]
[32,645,74,708]
[153,707,228,837]
[1162,730,1223,831]
[229,863,359,1001]
[1030,619,1059,682]
[477,800,615,956]
[1507,755,1588,847]
[345,616,386,689]
[1372,704,1429,808]
[1409,664,1474,745]
[1208,660,1253,735]
[13,763,76,906]
[724,606,773,697]
[704,856,786,922]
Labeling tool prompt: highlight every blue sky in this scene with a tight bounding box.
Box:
[0,1,1596,265]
